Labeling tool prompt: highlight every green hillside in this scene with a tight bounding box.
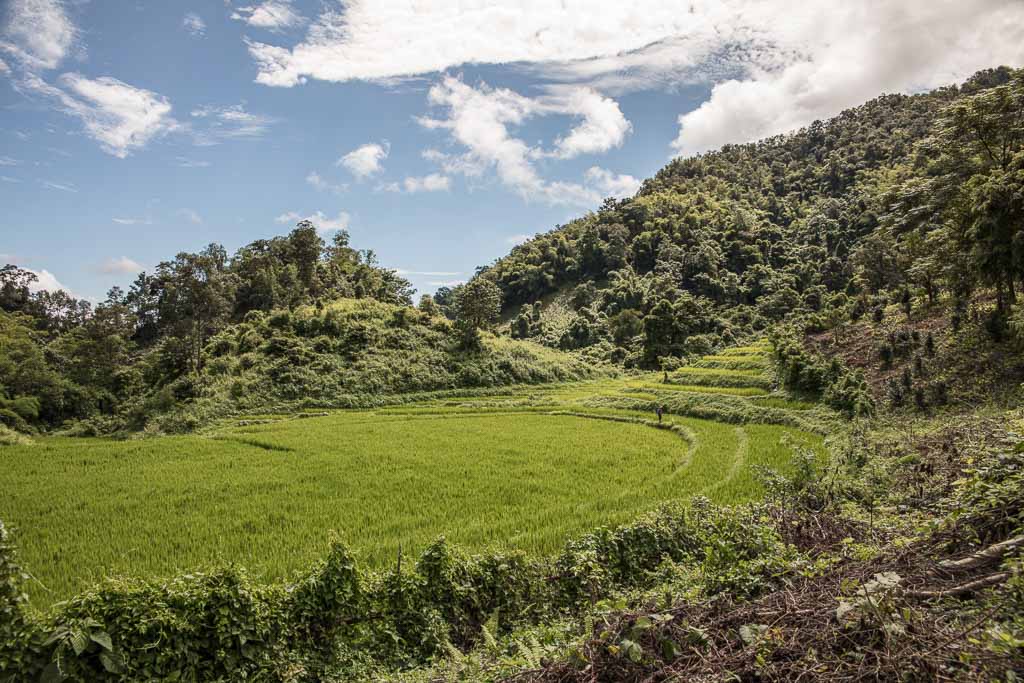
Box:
[482,67,1023,372]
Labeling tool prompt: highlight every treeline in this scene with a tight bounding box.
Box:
[0,224,414,432]
[482,67,1024,368]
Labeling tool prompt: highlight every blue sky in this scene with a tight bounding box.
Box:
[1,0,1022,300]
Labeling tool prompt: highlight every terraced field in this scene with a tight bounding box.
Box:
[0,341,828,607]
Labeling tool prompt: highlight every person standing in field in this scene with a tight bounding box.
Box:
[656,404,664,423]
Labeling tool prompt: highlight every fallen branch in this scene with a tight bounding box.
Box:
[907,572,1010,599]
[937,535,1024,572]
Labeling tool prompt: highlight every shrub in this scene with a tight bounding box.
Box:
[769,328,874,417]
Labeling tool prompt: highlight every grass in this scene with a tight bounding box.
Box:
[0,338,828,609]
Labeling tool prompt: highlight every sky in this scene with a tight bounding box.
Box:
[1,0,1022,300]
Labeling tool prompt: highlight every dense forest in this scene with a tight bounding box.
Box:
[480,67,1024,374]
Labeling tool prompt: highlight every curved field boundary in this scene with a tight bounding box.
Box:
[543,409,699,473]
[704,425,749,497]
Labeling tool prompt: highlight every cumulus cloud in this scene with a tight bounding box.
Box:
[190,103,276,145]
[27,268,70,294]
[275,209,350,233]
[338,142,388,179]
[544,87,631,159]
[183,12,206,38]
[403,173,450,193]
[100,256,143,274]
[506,234,532,246]
[232,1,305,32]
[418,76,630,206]
[0,58,9,74]
[1,0,77,71]
[18,73,178,158]
[584,166,641,199]
[670,0,1024,156]
[0,156,20,166]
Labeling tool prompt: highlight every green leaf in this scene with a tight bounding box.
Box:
[659,637,681,661]
[70,629,89,656]
[620,638,643,663]
[99,651,123,673]
[90,630,113,651]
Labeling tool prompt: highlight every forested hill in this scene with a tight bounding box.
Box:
[0,225,598,438]
[480,66,1023,368]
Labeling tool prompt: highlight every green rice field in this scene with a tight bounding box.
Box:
[0,342,827,608]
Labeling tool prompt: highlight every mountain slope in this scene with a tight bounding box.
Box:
[480,67,1021,369]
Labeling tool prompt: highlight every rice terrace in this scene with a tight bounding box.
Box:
[1,343,824,607]
[3,5,1024,678]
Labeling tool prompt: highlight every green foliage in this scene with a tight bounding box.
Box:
[0,495,808,681]
[770,329,874,417]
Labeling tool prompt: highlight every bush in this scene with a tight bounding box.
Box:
[0,502,796,680]
[769,328,874,417]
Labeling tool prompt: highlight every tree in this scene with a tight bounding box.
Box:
[0,265,36,314]
[156,245,238,375]
[417,294,439,317]
[288,221,324,296]
[453,279,502,333]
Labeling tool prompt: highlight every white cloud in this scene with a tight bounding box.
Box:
[402,173,450,193]
[666,1,1024,155]
[275,211,302,224]
[183,12,206,38]
[338,142,388,179]
[584,166,641,199]
[275,209,350,234]
[426,279,465,287]
[1,0,77,71]
[544,87,631,159]
[112,217,152,225]
[232,1,305,31]
[178,208,203,224]
[0,156,20,166]
[237,0,1023,163]
[18,73,178,158]
[190,103,275,145]
[306,170,347,193]
[27,268,70,294]
[0,58,9,74]
[0,175,21,183]
[41,179,76,192]
[242,0,703,87]
[417,76,623,207]
[418,77,546,200]
[100,256,143,275]
[506,234,532,246]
